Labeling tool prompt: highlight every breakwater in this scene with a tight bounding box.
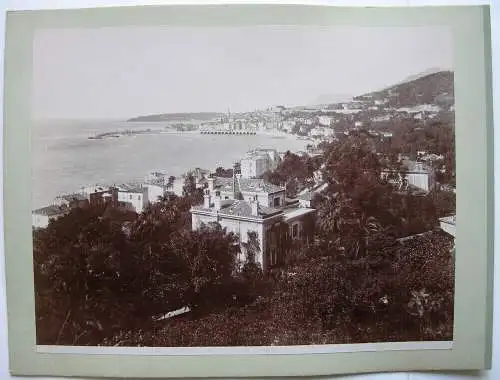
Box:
[199,130,257,135]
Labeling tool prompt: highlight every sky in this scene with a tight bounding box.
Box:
[33,25,453,120]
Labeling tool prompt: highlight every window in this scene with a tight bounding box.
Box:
[292,223,298,238]
[273,197,281,207]
[138,195,141,200]
[129,194,133,200]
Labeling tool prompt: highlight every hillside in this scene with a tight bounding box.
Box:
[355,70,454,108]
[127,112,220,122]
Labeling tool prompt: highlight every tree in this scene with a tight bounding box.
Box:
[241,231,263,278]
[317,134,398,258]
[168,222,240,311]
[262,151,320,197]
[182,172,197,197]
[182,171,203,205]
[33,205,136,345]
[214,167,234,178]
[167,175,176,190]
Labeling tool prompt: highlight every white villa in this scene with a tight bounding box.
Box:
[190,173,316,272]
[114,184,149,213]
[382,159,436,193]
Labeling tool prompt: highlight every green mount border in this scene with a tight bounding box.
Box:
[2,4,494,378]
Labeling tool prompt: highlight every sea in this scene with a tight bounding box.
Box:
[32,119,311,210]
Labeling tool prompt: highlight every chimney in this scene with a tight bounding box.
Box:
[214,191,222,210]
[203,189,211,209]
[251,195,259,216]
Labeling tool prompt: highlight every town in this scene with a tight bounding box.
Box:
[32,70,456,347]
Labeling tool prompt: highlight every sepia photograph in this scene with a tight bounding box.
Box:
[31,24,456,348]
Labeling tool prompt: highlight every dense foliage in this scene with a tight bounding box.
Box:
[34,128,455,346]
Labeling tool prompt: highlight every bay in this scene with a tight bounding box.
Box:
[32,119,310,209]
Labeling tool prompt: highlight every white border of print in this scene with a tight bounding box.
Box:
[37,341,452,356]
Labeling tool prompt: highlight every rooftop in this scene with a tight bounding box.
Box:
[238,178,284,194]
[116,183,145,193]
[439,215,456,225]
[192,199,282,219]
[33,205,69,217]
[401,159,433,174]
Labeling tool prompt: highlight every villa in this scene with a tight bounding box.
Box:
[32,205,69,229]
[382,159,436,193]
[190,171,316,272]
[113,184,149,213]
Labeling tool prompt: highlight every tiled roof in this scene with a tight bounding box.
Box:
[192,200,282,219]
[218,200,282,218]
[238,178,284,194]
[116,183,145,193]
[33,205,68,217]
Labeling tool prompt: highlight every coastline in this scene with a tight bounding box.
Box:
[87,128,308,141]
[34,128,314,211]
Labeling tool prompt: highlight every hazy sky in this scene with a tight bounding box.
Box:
[33,25,453,120]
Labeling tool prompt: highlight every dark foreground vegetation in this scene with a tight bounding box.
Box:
[34,122,455,346]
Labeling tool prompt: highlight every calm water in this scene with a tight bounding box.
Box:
[32,119,310,209]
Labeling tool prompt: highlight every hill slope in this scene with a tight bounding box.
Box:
[127,112,221,122]
[355,70,454,108]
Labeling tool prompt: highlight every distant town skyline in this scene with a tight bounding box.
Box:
[33,25,453,120]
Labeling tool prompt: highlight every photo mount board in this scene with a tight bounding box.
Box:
[2,4,494,378]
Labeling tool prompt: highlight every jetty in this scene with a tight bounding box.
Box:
[199,130,257,135]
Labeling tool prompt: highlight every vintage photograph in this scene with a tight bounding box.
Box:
[31,25,456,347]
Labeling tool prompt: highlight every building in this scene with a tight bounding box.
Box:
[191,173,316,272]
[32,205,69,229]
[296,182,329,208]
[238,177,286,208]
[403,160,436,192]
[53,193,89,209]
[145,170,168,186]
[114,184,149,213]
[240,149,279,178]
[439,215,456,238]
[143,183,165,204]
[318,115,333,126]
[79,184,114,206]
[206,174,286,208]
[382,159,436,193]
[439,215,456,257]
[308,127,335,139]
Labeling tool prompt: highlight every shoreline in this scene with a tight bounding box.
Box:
[33,134,315,211]
[87,127,313,142]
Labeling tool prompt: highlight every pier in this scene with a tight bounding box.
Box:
[199,130,257,135]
